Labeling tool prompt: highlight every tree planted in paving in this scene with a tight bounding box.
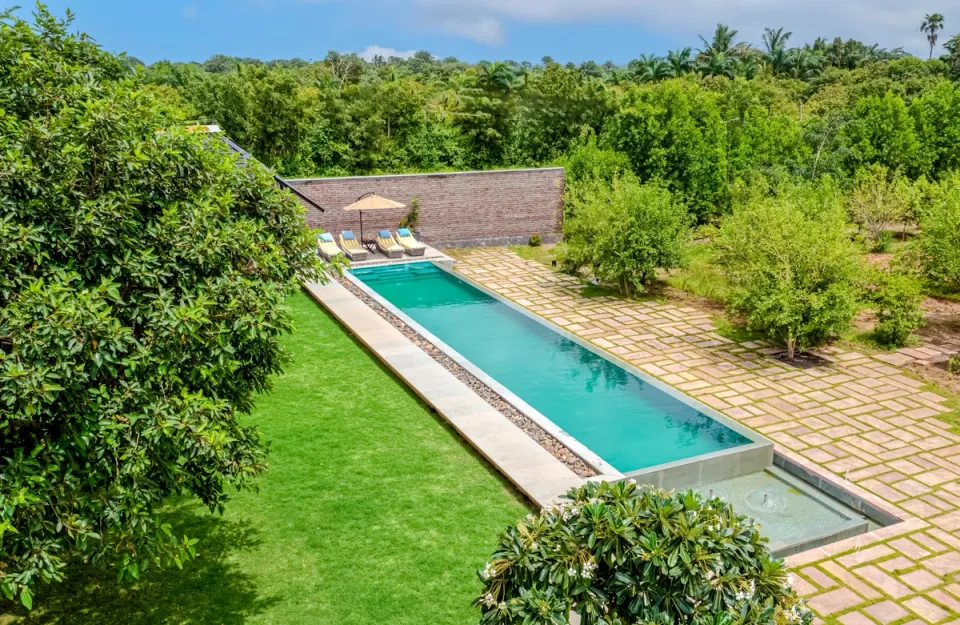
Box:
[716,184,863,359]
[0,7,319,606]
[476,481,811,625]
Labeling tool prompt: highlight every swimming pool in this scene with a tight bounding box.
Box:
[350,262,771,482]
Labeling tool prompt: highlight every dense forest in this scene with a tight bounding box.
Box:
[139,21,960,217]
[137,19,960,362]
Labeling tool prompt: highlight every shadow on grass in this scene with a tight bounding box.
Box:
[1,502,279,625]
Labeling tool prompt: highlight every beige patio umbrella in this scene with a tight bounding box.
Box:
[343,193,406,240]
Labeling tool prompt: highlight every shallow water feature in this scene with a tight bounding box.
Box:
[695,468,870,557]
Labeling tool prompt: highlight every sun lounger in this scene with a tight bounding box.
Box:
[395,228,425,256]
[316,232,343,261]
[339,230,368,261]
[376,230,404,259]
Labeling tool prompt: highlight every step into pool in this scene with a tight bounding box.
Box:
[350,262,771,484]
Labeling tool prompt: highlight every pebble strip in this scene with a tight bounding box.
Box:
[336,276,597,478]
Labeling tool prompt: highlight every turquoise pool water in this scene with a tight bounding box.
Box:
[351,262,751,473]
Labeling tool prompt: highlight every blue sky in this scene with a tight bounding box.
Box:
[33,1,957,64]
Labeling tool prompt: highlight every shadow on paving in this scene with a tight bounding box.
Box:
[1,502,279,625]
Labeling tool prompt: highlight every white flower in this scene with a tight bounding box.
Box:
[785,573,794,588]
[530,542,538,551]
[482,562,496,580]
[483,593,497,607]
[567,567,578,576]
[498,602,506,610]
[627,478,637,485]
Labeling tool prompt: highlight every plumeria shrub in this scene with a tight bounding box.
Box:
[476,481,811,625]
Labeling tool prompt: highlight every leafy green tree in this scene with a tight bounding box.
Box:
[921,13,946,59]
[0,8,319,606]
[910,80,960,174]
[843,91,924,176]
[847,165,913,249]
[716,184,863,359]
[475,480,811,625]
[868,270,926,347]
[601,81,727,221]
[561,177,690,295]
[556,137,631,200]
[515,64,611,164]
[913,175,960,292]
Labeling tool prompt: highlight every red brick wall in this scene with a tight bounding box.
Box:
[287,168,564,247]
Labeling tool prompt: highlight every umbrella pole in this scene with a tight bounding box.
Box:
[359,210,363,240]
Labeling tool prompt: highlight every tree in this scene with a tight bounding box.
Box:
[847,165,913,249]
[868,270,926,347]
[762,27,792,75]
[921,13,946,59]
[601,81,728,222]
[0,8,320,606]
[475,480,811,625]
[843,92,924,176]
[561,177,690,295]
[716,183,863,359]
[913,175,960,292]
[666,48,693,77]
[910,80,960,174]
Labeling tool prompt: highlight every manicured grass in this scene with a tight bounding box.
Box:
[507,243,558,267]
[2,292,528,625]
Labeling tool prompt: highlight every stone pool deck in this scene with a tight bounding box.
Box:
[453,247,960,625]
[303,278,584,507]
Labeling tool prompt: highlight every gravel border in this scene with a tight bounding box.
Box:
[336,276,596,478]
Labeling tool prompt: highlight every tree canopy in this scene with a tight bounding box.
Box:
[0,7,319,606]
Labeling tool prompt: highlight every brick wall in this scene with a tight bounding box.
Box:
[287,168,564,247]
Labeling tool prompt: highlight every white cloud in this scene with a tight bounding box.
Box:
[182,5,198,20]
[358,45,417,61]
[412,0,960,55]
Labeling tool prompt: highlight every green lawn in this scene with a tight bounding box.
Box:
[2,291,529,625]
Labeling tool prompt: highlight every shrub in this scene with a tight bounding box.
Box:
[399,197,421,230]
[0,8,319,606]
[869,271,926,347]
[873,230,894,253]
[529,233,543,247]
[847,165,912,250]
[716,184,862,359]
[948,355,960,376]
[915,176,960,293]
[476,481,811,625]
[562,176,690,296]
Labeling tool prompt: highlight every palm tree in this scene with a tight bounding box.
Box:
[921,13,946,59]
[666,47,693,77]
[785,48,824,80]
[762,27,793,54]
[945,32,960,55]
[699,24,739,57]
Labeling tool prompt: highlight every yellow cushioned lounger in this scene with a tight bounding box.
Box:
[316,232,343,261]
[338,230,368,261]
[376,229,404,259]
[395,228,425,256]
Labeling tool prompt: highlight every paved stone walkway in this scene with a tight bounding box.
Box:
[454,247,960,625]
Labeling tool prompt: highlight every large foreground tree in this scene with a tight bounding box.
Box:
[0,7,319,606]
